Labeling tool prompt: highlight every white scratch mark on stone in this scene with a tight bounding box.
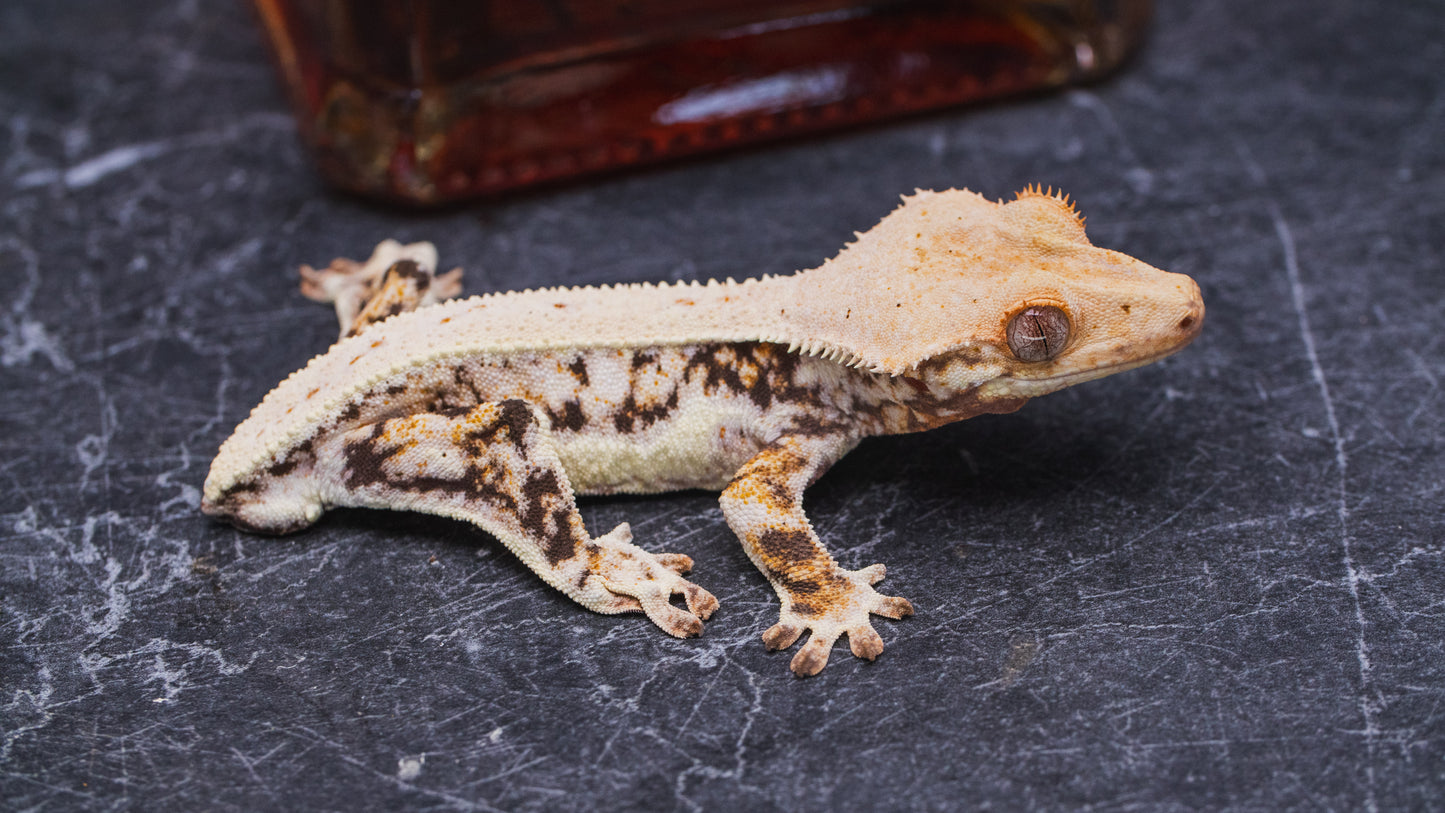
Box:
[13,168,60,189]
[0,318,73,370]
[1270,201,1378,813]
[62,141,172,188]
[1,238,74,371]
[1,665,54,761]
[1404,348,1438,390]
[12,113,295,191]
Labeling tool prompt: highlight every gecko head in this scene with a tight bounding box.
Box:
[904,187,1204,401]
[801,188,1203,402]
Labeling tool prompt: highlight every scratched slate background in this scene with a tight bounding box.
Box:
[3,0,1442,809]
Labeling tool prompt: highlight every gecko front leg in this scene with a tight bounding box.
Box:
[720,434,915,676]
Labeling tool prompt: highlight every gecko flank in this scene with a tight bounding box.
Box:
[202,187,1204,676]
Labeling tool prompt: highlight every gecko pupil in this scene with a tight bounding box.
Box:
[1006,306,1070,362]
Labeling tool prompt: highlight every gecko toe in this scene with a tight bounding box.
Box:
[857,563,887,585]
[640,597,705,638]
[873,595,914,619]
[790,633,836,677]
[848,625,886,660]
[683,583,719,620]
[655,553,694,574]
[599,591,643,614]
[762,622,804,651]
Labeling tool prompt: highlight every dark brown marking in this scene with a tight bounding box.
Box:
[751,527,852,616]
[756,528,816,564]
[631,349,657,370]
[680,342,824,412]
[214,476,263,502]
[789,599,820,617]
[613,388,679,434]
[547,399,586,433]
[567,356,590,387]
[787,414,848,438]
[847,394,888,422]
[341,412,522,515]
[451,366,484,404]
[684,344,747,396]
[263,437,313,478]
[517,468,578,566]
[459,399,536,460]
[342,422,396,489]
[385,259,427,284]
[902,384,1029,430]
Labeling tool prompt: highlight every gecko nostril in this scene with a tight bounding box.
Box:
[1178,300,1204,333]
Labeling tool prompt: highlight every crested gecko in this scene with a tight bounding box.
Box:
[202,188,1204,677]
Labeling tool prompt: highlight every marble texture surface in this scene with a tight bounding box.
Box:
[3,1,1443,809]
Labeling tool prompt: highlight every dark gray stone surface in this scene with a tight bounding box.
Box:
[3,1,1442,809]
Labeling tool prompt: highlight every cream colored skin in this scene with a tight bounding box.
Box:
[202,188,1204,676]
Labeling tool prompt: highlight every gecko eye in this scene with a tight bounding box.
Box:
[1006,305,1071,362]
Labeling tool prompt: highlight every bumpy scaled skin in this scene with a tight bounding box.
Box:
[202,188,1204,676]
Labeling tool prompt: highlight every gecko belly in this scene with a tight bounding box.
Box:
[551,395,762,496]
[556,398,760,495]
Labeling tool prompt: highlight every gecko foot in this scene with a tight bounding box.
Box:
[574,523,719,639]
[763,564,914,677]
[299,239,451,303]
[299,239,462,338]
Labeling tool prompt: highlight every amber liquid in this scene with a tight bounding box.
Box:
[253,0,1152,205]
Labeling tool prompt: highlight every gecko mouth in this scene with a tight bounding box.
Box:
[984,348,1182,397]
[1033,356,1157,387]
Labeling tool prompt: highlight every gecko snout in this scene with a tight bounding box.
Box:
[1174,277,1205,342]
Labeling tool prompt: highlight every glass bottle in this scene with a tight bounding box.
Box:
[251,0,1153,205]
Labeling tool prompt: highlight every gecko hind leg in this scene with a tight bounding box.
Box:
[299,239,464,339]
[316,398,718,637]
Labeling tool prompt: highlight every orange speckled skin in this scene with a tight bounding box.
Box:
[202,188,1203,676]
